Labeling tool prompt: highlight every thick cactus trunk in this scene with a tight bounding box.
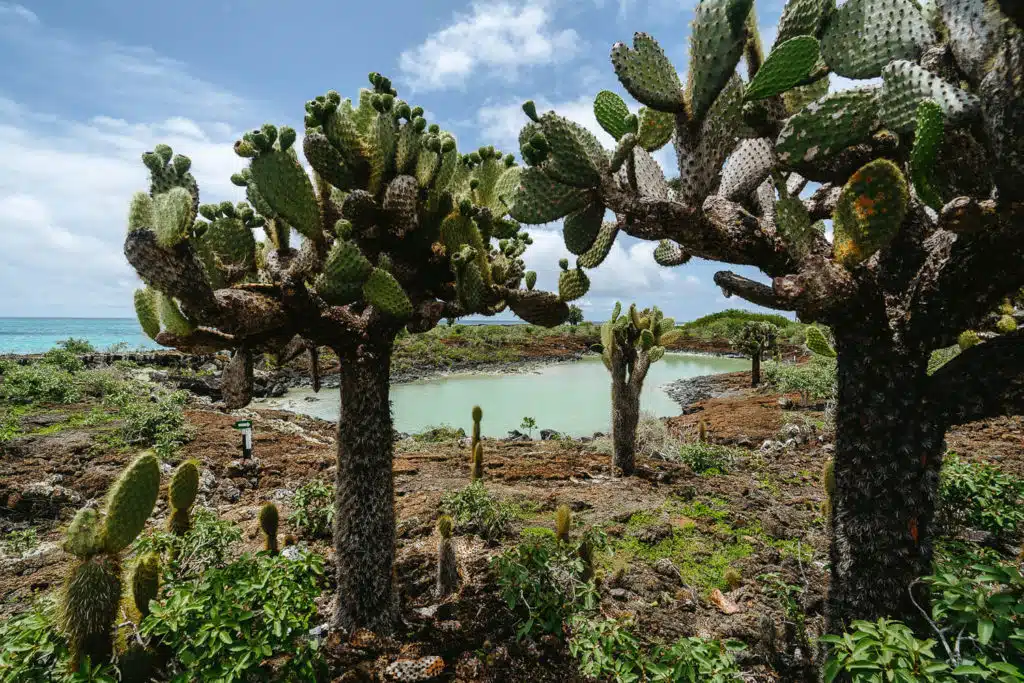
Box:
[826,330,944,635]
[332,344,398,634]
[611,365,640,475]
[751,351,761,387]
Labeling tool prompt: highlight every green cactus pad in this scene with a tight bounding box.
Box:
[640,328,656,350]
[168,461,199,513]
[455,259,488,312]
[678,76,750,204]
[805,326,836,357]
[507,289,570,327]
[820,0,933,79]
[610,133,638,172]
[152,187,195,248]
[64,508,106,558]
[687,0,755,122]
[648,346,667,363]
[744,36,821,101]
[259,502,279,537]
[131,554,160,618]
[509,167,594,224]
[577,221,619,269]
[537,112,603,188]
[366,112,398,195]
[624,147,671,199]
[775,195,816,261]
[909,100,945,211]
[558,264,590,302]
[128,192,155,231]
[775,87,881,167]
[440,213,490,281]
[718,138,775,201]
[774,0,831,46]
[437,515,454,539]
[832,158,909,267]
[636,107,674,152]
[103,452,160,554]
[469,157,508,214]
[133,288,161,341]
[783,73,830,116]
[201,217,257,277]
[249,148,322,241]
[610,33,685,113]
[653,240,691,266]
[61,554,123,670]
[315,241,371,306]
[395,121,421,175]
[303,129,354,191]
[935,0,1006,85]
[158,294,195,337]
[594,90,632,141]
[525,271,537,290]
[321,100,367,169]
[564,203,605,256]
[492,165,522,216]
[879,60,981,133]
[363,267,413,318]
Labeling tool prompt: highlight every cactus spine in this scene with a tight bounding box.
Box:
[167,460,199,536]
[260,502,280,555]
[436,515,459,597]
[60,452,160,671]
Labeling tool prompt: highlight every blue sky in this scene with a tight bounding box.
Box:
[0,0,799,322]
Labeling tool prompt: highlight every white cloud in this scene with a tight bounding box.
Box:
[0,2,36,23]
[399,1,581,92]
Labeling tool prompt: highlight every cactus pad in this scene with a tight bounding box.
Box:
[303,129,354,191]
[594,90,632,141]
[774,0,831,46]
[168,460,199,515]
[200,216,257,281]
[805,326,836,357]
[744,36,821,101]
[577,221,619,269]
[935,0,1006,85]
[437,515,454,539]
[158,294,195,337]
[536,112,603,188]
[128,192,155,231]
[563,203,605,255]
[131,553,160,618]
[820,0,933,79]
[507,289,570,327]
[248,148,322,241]
[61,553,123,669]
[832,159,909,267]
[636,107,674,152]
[624,147,671,200]
[718,138,776,201]
[654,240,691,266]
[610,33,685,113]
[525,271,537,290]
[677,76,750,203]
[879,60,980,133]
[909,100,945,211]
[775,87,881,167]
[492,165,523,214]
[65,508,106,558]
[317,240,373,304]
[558,263,590,302]
[687,0,755,122]
[783,72,830,116]
[103,452,160,553]
[363,267,413,318]
[152,187,195,248]
[509,167,594,224]
[134,288,161,341]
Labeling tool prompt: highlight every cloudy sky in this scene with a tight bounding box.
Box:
[0,0,801,322]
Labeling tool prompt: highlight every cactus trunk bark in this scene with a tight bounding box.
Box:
[826,330,944,635]
[751,351,761,387]
[332,343,398,634]
[611,363,640,475]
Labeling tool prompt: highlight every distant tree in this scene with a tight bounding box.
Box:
[731,321,778,387]
[566,304,585,327]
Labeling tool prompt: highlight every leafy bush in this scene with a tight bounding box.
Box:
[141,549,327,682]
[56,338,96,354]
[0,363,81,405]
[938,454,1024,540]
[676,442,744,475]
[762,355,837,403]
[410,424,466,443]
[132,507,241,579]
[822,618,951,682]
[289,479,334,540]
[440,482,518,541]
[1,529,39,556]
[74,368,129,400]
[40,348,85,373]
[111,389,192,459]
[569,616,745,682]
[492,532,599,639]
[0,597,73,682]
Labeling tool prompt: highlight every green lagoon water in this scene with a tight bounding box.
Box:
[260,353,747,437]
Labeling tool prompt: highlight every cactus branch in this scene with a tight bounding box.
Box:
[929,328,1024,427]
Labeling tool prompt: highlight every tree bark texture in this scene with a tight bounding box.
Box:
[826,328,945,635]
[332,344,399,634]
[611,365,640,475]
[751,352,761,387]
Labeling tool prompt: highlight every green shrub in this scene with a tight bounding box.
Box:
[492,533,599,639]
[568,616,745,682]
[0,364,81,405]
[56,338,96,354]
[676,442,744,475]
[289,479,334,540]
[440,482,517,541]
[938,454,1024,540]
[111,390,192,459]
[411,424,466,443]
[141,549,327,682]
[762,355,837,403]
[0,597,75,682]
[40,348,85,373]
[1,529,39,556]
[132,507,241,579]
[74,369,129,400]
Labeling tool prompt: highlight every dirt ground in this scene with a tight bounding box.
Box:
[1,370,1021,682]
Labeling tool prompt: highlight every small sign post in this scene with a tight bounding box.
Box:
[233,420,253,459]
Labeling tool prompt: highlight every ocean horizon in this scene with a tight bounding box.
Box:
[0,316,530,355]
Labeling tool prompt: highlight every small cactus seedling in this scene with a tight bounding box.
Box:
[555,505,572,543]
[260,502,280,555]
[167,460,199,536]
[470,442,484,482]
[436,515,459,597]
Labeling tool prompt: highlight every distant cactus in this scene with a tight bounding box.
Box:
[730,321,778,386]
[436,515,459,597]
[470,442,484,482]
[60,452,160,671]
[600,303,680,475]
[167,460,199,536]
[698,419,707,443]
[260,503,280,555]
[555,505,572,543]
[471,405,483,455]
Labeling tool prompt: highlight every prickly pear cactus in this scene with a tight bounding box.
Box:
[832,159,909,267]
[819,0,933,79]
[168,460,200,536]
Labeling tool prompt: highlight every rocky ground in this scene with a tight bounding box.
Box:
[1,357,1021,681]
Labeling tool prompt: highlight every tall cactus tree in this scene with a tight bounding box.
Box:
[600,302,679,474]
[511,1,1024,632]
[121,74,569,634]
[731,320,778,386]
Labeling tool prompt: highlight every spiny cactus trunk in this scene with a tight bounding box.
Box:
[333,343,398,634]
[826,332,944,635]
[611,363,639,475]
[751,351,761,387]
